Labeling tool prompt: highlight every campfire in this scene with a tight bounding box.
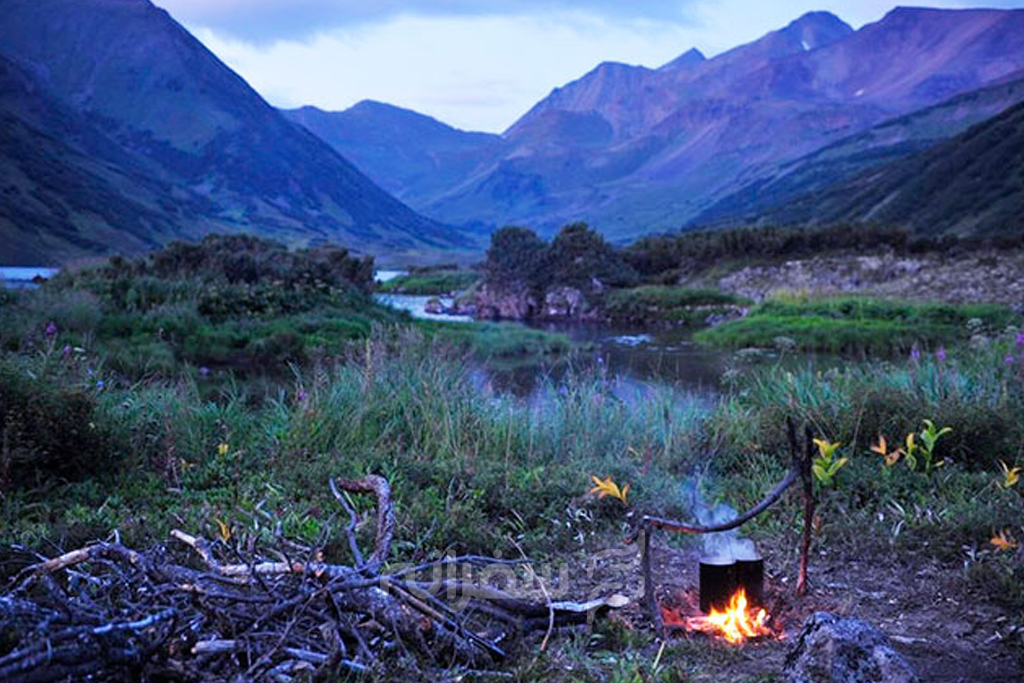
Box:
[684,588,769,643]
[659,551,779,644]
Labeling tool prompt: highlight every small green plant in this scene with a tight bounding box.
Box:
[811,438,847,488]
[902,432,919,471]
[917,419,952,473]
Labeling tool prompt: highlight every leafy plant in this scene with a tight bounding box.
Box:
[990,529,1019,552]
[902,432,919,471]
[589,475,630,506]
[997,460,1021,490]
[870,435,902,467]
[811,439,847,488]
[918,419,952,473]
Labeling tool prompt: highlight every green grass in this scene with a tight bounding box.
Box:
[695,295,1019,353]
[603,286,748,324]
[3,327,1021,563]
[378,270,480,295]
[3,247,1024,680]
[420,320,574,358]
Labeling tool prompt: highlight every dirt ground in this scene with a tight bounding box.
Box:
[598,539,1024,682]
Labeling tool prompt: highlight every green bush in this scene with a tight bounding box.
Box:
[483,223,638,295]
[0,358,119,488]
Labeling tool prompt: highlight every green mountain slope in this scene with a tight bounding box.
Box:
[759,100,1024,234]
[283,102,506,210]
[692,73,1024,227]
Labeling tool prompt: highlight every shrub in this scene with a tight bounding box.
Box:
[0,358,118,488]
[484,226,551,290]
[483,223,637,295]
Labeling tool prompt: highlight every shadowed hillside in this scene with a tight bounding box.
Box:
[755,99,1024,234]
[0,0,468,265]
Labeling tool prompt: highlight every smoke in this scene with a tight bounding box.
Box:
[682,478,759,563]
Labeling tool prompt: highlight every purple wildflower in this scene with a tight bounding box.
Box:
[935,347,947,362]
[44,321,57,338]
[62,344,72,359]
[297,390,309,402]
[96,379,105,390]
[910,346,921,362]
[1005,354,1016,365]
[1017,331,1024,347]
[199,366,210,377]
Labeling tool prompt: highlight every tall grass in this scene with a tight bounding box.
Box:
[2,330,1021,612]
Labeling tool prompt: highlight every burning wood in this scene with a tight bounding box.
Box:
[686,588,769,643]
[660,587,776,644]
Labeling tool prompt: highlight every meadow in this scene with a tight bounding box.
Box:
[1,235,1022,681]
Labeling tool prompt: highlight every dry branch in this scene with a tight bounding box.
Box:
[0,476,627,683]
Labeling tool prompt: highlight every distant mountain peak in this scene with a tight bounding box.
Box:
[659,48,707,72]
[780,10,853,50]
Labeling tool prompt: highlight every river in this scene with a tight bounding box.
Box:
[372,291,738,397]
[0,267,59,289]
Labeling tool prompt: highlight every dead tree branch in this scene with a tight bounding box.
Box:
[0,476,627,683]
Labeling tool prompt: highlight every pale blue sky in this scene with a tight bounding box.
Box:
[157,1,1024,132]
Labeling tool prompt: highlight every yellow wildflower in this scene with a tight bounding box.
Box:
[998,460,1021,489]
[990,529,1018,552]
[589,475,630,506]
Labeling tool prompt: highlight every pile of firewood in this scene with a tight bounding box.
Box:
[0,476,628,682]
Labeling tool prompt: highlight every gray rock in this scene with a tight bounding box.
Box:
[473,282,538,320]
[784,612,919,683]
[544,286,587,319]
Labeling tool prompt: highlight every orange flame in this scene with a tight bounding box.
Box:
[685,589,769,643]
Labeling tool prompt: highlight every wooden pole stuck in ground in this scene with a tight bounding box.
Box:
[635,417,817,628]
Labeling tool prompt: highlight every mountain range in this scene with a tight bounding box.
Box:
[3,2,1023,266]
[0,0,468,266]
[289,7,1024,240]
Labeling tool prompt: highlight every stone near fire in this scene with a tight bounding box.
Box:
[783,612,919,683]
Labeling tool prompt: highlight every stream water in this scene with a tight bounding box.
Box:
[372,291,740,397]
[0,267,59,289]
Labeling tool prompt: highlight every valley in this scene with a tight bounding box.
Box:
[1,2,1023,682]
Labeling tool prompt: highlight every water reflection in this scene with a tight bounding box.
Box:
[1,267,59,290]
[373,292,735,397]
[487,322,732,397]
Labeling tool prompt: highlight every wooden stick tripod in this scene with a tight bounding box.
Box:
[630,418,816,630]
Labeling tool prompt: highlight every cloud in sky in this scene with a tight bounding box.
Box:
[158,0,1024,133]
[159,0,695,42]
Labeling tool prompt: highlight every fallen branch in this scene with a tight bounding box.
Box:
[0,476,627,683]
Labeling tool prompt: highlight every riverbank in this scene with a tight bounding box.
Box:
[696,249,1024,306]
